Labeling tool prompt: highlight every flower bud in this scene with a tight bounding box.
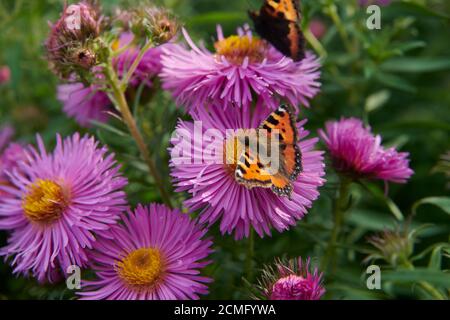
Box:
[45,1,104,79]
[130,6,179,45]
[366,225,415,267]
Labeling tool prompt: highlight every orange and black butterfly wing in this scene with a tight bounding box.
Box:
[235,149,294,198]
[249,0,305,61]
[235,148,273,189]
[259,104,302,181]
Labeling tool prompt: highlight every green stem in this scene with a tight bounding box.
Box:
[245,229,255,281]
[303,28,327,60]
[325,3,353,54]
[121,40,153,88]
[402,261,446,300]
[322,177,351,273]
[106,66,173,209]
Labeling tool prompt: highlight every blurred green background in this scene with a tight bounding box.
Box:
[0,0,449,299]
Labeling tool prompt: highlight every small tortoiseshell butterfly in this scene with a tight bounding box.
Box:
[249,0,305,61]
[233,105,302,199]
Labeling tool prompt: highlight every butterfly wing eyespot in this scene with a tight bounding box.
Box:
[248,0,305,61]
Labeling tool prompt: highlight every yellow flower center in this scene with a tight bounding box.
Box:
[117,248,164,288]
[22,179,69,223]
[214,35,267,64]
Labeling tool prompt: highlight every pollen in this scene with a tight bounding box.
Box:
[22,179,69,223]
[117,248,164,288]
[214,35,267,64]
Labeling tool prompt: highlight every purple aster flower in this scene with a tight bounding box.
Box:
[0,126,26,196]
[57,32,165,127]
[255,257,325,300]
[161,25,321,112]
[57,83,111,127]
[0,65,11,85]
[0,125,14,152]
[318,118,413,183]
[78,203,213,300]
[169,104,325,239]
[0,133,128,282]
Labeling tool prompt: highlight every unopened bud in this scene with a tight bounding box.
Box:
[45,1,104,79]
[130,6,179,45]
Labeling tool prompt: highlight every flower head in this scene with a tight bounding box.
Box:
[254,257,325,300]
[0,65,11,85]
[309,19,327,39]
[0,125,14,152]
[319,118,413,183]
[45,1,104,79]
[366,223,416,267]
[0,133,128,282]
[161,25,321,112]
[0,126,26,195]
[78,204,213,300]
[57,32,165,127]
[130,6,179,44]
[169,104,325,239]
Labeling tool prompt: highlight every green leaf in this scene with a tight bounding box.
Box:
[92,121,130,138]
[382,268,450,288]
[347,209,396,231]
[413,197,450,216]
[428,244,450,271]
[360,182,404,221]
[385,2,450,21]
[391,41,426,54]
[381,58,450,73]
[186,12,246,28]
[375,72,416,93]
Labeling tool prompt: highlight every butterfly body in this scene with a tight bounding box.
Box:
[249,0,305,61]
[231,105,302,198]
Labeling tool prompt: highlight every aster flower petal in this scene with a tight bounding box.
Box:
[78,203,213,300]
[0,133,128,282]
[255,257,325,300]
[169,104,325,239]
[318,117,413,183]
[161,25,321,112]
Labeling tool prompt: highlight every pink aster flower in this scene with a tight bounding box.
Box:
[0,126,26,196]
[0,125,14,151]
[78,203,213,300]
[309,19,327,40]
[57,32,165,127]
[57,83,111,127]
[0,133,128,282]
[0,65,11,85]
[161,25,321,112]
[255,257,325,300]
[319,118,413,183]
[0,144,26,183]
[169,104,325,239]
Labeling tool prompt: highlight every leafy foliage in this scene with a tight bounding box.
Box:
[0,0,449,300]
